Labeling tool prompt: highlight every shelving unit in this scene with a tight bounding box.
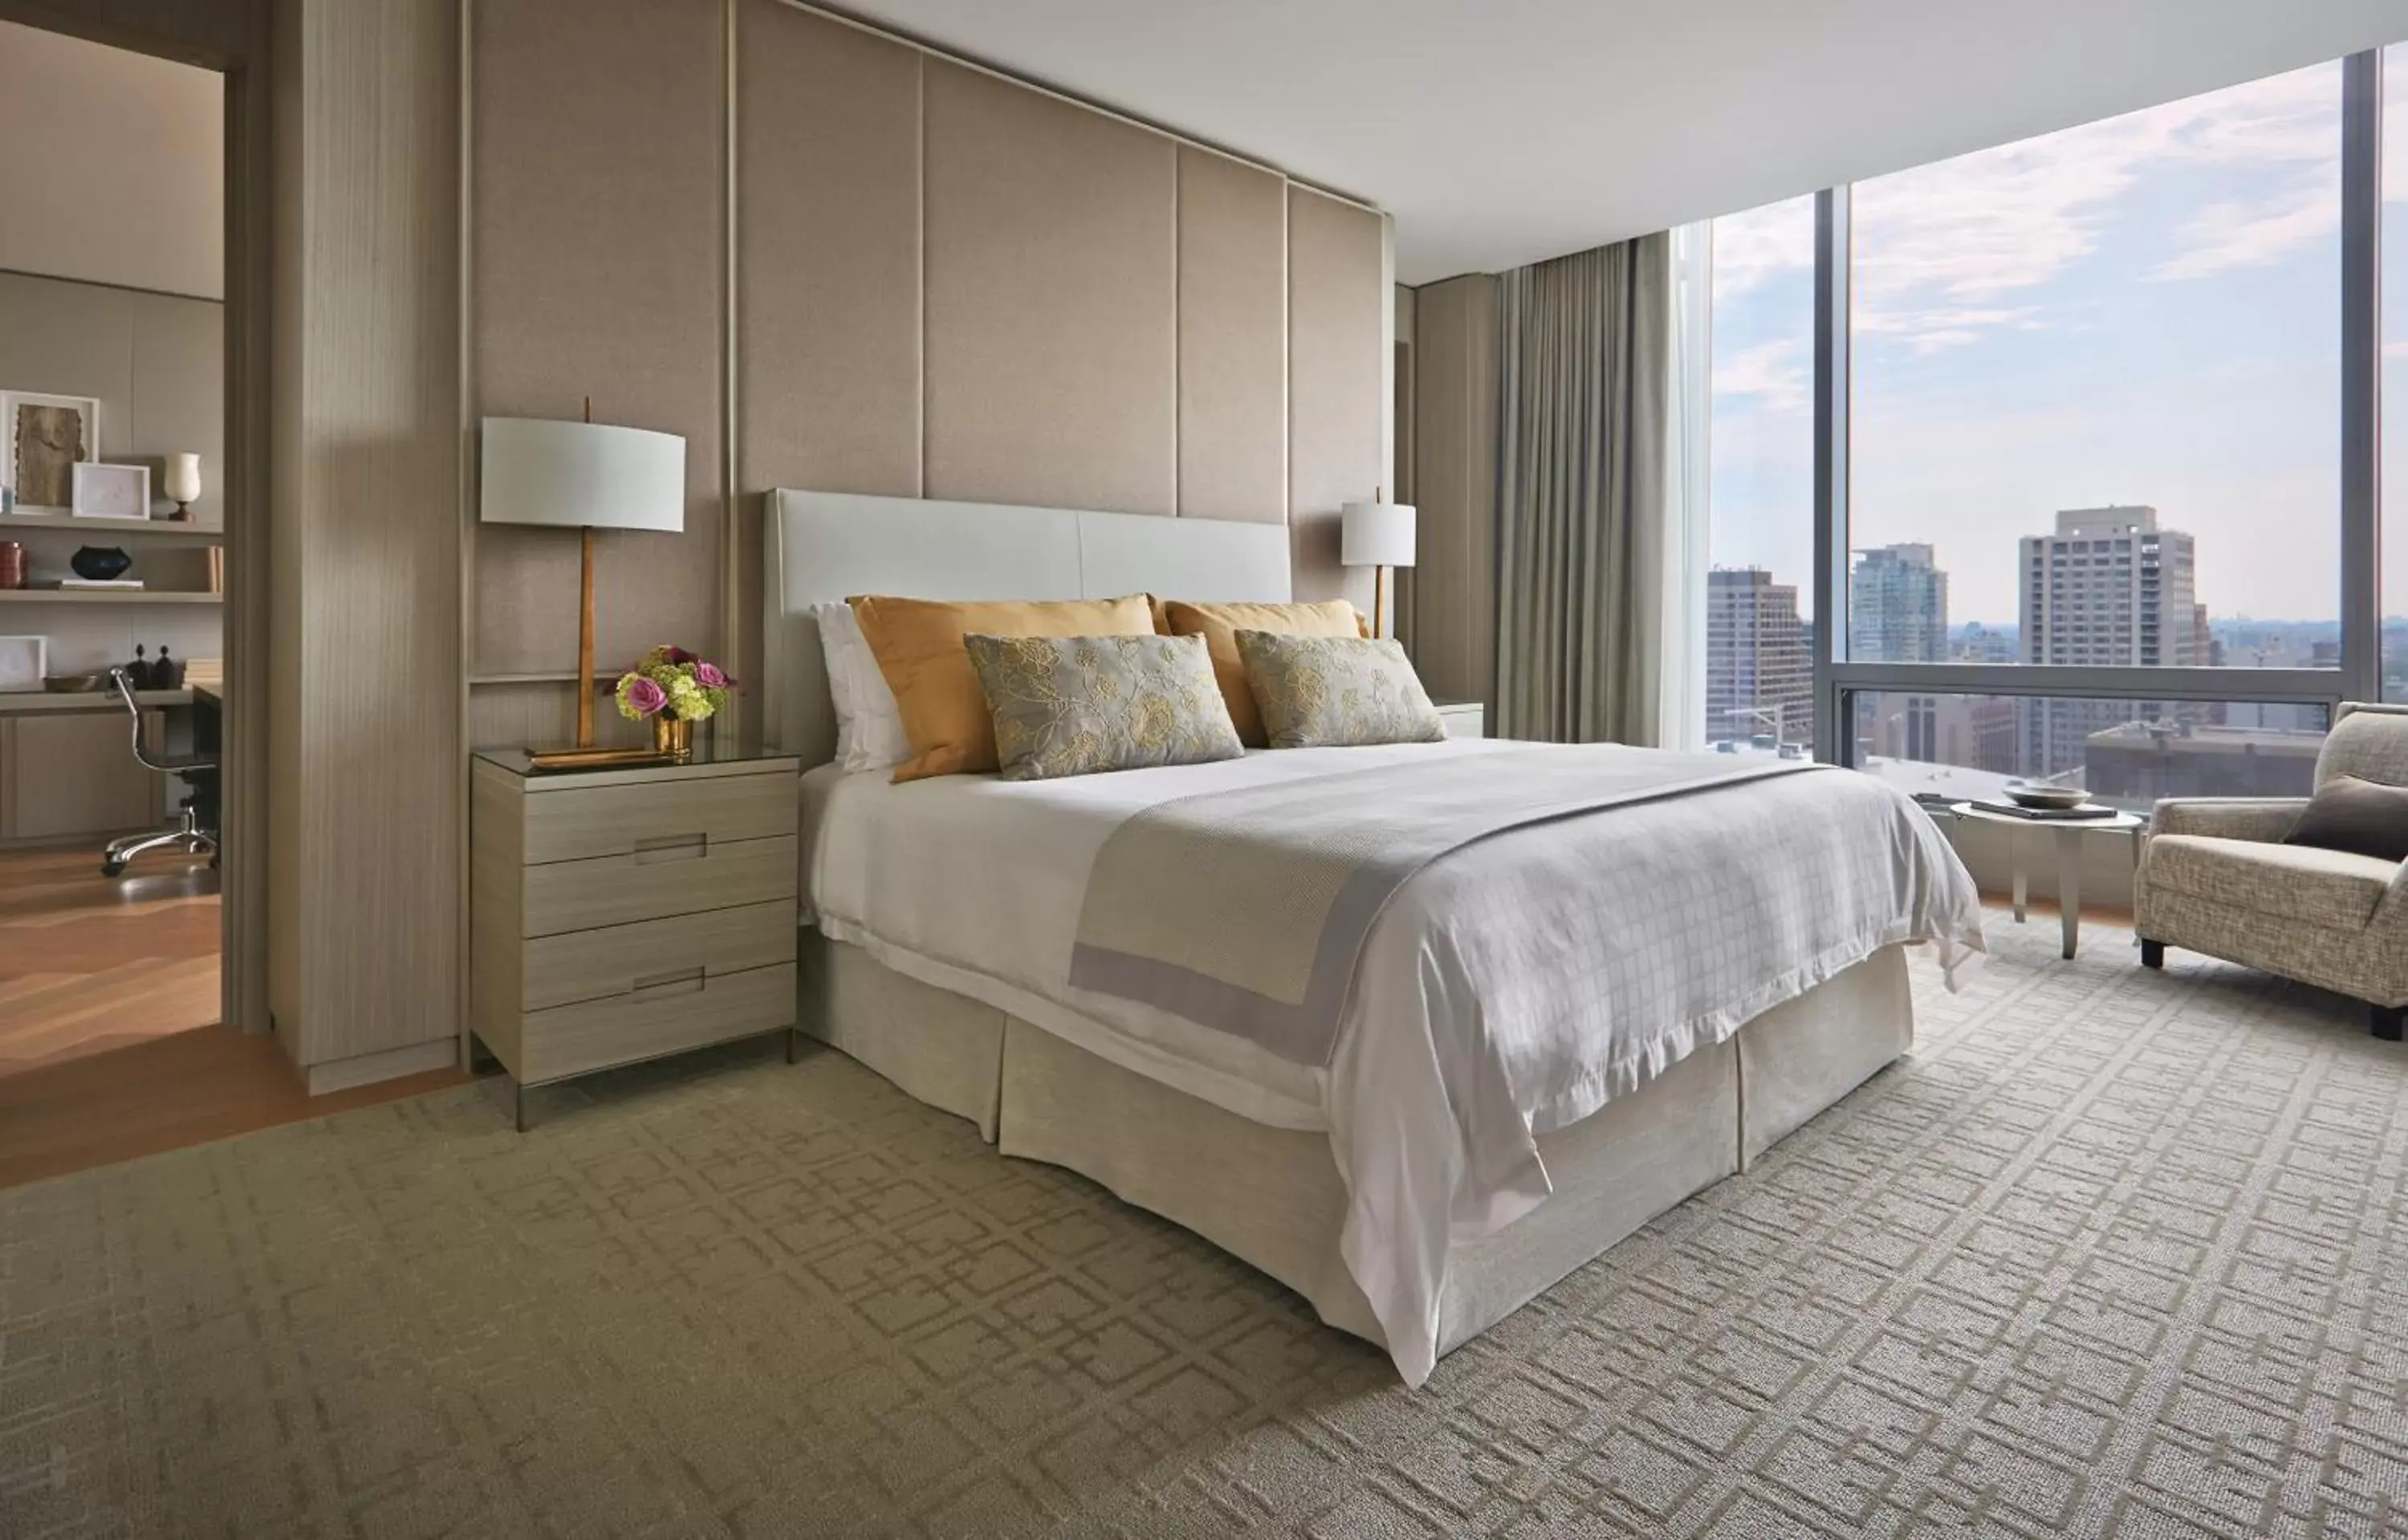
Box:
[0,589,221,605]
[0,515,225,542]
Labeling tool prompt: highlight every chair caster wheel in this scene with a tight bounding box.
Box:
[100,860,126,878]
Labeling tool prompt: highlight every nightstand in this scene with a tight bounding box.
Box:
[470,744,801,1129]
[1432,699,1487,739]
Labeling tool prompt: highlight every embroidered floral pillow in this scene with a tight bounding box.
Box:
[963,633,1243,780]
[1232,633,1446,749]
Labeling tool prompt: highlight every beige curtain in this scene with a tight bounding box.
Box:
[1492,234,1670,744]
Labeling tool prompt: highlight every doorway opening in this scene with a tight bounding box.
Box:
[0,19,231,1179]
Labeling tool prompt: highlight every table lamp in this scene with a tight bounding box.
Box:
[163,453,201,522]
[480,410,685,768]
[1341,495,1417,639]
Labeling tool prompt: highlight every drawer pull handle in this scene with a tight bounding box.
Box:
[633,833,709,863]
[631,966,706,1000]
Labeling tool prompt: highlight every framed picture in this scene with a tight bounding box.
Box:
[0,635,43,692]
[1,392,100,515]
[73,462,150,521]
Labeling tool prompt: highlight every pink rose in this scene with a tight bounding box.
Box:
[624,675,668,715]
[694,662,726,689]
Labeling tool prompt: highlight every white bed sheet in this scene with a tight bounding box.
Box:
[801,740,1985,1385]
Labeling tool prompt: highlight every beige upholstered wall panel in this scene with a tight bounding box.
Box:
[470,0,723,676]
[922,59,1177,516]
[1409,273,1499,705]
[1175,145,1285,523]
[731,1,922,731]
[1287,186,1385,607]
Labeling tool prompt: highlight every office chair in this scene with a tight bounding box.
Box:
[100,665,220,878]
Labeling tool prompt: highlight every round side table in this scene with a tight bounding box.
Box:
[1947,802,2146,959]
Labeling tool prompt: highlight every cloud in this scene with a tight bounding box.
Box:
[1713,335,1810,415]
[2150,179,2338,280]
[1830,60,2340,348]
[1709,194,1814,300]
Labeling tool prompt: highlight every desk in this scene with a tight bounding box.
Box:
[0,688,193,716]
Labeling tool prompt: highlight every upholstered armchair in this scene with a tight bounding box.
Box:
[2136,702,2408,1039]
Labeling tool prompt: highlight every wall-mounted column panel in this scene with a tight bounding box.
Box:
[732,1,922,721]
[1287,186,1384,607]
[270,0,462,1085]
[923,59,1176,515]
[1175,145,1286,523]
[470,0,724,674]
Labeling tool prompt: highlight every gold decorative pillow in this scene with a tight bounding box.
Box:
[963,633,1243,781]
[1233,632,1446,749]
[850,593,1155,781]
[1161,599,1370,748]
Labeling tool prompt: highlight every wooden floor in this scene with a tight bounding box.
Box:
[0,845,465,1189]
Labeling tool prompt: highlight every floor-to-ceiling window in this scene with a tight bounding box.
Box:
[1706,195,1816,753]
[2384,47,2408,702]
[1706,52,2379,805]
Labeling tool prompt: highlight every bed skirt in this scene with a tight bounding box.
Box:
[796,929,1913,1359]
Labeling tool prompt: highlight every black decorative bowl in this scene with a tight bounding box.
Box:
[71,546,132,581]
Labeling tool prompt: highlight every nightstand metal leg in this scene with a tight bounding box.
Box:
[2011,837,2028,923]
[786,1025,800,1064]
[514,1081,527,1134]
[2056,827,2082,960]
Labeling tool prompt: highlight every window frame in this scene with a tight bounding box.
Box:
[1807,51,2382,768]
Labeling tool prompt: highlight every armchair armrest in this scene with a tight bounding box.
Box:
[2149,797,2308,844]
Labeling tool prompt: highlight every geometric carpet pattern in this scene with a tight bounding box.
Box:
[7,916,2408,1538]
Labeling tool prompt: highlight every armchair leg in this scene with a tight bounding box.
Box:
[2140,939,2165,970]
[2374,1005,2403,1043]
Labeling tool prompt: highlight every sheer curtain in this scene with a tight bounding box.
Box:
[1491,234,1672,744]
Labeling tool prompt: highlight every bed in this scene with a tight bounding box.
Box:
[765,490,1986,1387]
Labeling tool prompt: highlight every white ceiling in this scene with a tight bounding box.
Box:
[836,0,2408,285]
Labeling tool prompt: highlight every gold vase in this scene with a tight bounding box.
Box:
[652,715,693,761]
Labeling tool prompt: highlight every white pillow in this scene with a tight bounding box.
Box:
[811,601,911,773]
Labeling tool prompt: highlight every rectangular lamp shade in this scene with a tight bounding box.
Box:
[1340,500,1417,568]
[479,416,685,532]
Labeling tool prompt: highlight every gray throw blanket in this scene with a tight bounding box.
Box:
[1068,747,1824,1066]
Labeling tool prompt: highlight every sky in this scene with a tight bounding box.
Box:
[1707,54,2408,629]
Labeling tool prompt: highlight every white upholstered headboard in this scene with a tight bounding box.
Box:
[763,490,1292,764]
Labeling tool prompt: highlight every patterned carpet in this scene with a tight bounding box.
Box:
[7,915,2408,1538]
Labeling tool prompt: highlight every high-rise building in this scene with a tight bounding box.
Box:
[2017,506,2201,776]
[1706,568,1812,751]
[1849,544,1949,662]
[1950,622,2019,664]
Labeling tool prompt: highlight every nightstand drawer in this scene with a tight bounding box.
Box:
[520,771,798,866]
[520,900,794,1012]
[514,961,795,1083]
[521,835,797,937]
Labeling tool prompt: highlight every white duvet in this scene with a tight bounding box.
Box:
[803,739,1986,1385]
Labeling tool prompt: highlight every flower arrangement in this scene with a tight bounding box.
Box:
[615,645,734,723]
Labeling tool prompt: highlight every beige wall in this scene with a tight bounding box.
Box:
[467,0,1393,747]
[0,18,223,299]
[1406,273,1499,705]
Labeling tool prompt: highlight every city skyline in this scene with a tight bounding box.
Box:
[1709,56,2408,629]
